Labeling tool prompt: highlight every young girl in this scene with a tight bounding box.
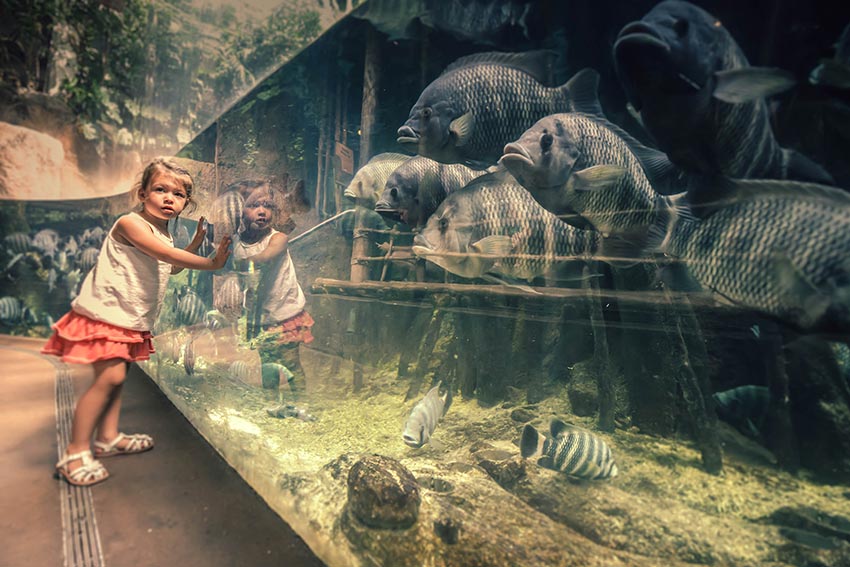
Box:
[43,158,232,487]
[230,182,314,401]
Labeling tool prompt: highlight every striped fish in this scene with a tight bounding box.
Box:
[210,190,244,237]
[78,247,99,273]
[183,337,196,376]
[4,233,31,254]
[32,229,59,257]
[402,380,452,448]
[229,360,262,387]
[521,419,618,480]
[177,289,207,326]
[0,296,23,323]
[214,274,245,321]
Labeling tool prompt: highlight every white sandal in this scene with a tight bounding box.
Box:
[93,432,154,457]
[55,450,109,487]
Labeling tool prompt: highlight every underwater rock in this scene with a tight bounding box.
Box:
[567,381,599,417]
[510,407,535,423]
[347,455,421,529]
[433,517,461,545]
[473,449,528,490]
[764,506,850,545]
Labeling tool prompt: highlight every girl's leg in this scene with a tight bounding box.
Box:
[94,362,129,444]
[63,359,127,470]
[278,344,306,399]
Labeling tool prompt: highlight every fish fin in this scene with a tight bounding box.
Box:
[550,418,580,438]
[450,112,474,147]
[599,231,650,269]
[564,68,603,117]
[470,235,513,257]
[567,164,627,193]
[626,102,644,128]
[537,456,555,469]
[781,148,835,185]
[686,174,850,219]
[772,254,832,329]
[809,59,850,89]
[441,385,453,416]
[520,424,546,458]
[712,67,796,103]
[480,273,541,295]
[442,50,559,85]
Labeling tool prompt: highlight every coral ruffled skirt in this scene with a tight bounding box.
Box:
[41,311,155,364]
[263,310,315,345]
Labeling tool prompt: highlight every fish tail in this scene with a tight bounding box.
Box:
[520,424,546,458]
[563,68,604,117]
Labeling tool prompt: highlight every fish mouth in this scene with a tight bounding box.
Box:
[614,22,670,53]
[500,143,534,168]
[375,199,404,222]
[397,125,420,146]
[402,435,423,448]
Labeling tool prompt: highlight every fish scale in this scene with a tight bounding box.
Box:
[416,170,600,282]
[400,52,589,165]
[571,114,661,234]
[664,188,850,332]
[522,421,618,480]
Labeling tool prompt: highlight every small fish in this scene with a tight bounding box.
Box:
[520,419,618,480]
[210,190,245,237]
[176,288,207,327]
[65,268,83,300]
[613,0,833,184]
[397,51,602,166]
[0,296,23,323]
[3,232,31,254]
[375,156,484,227]
[343,153,411,208]
[265,403,317,421]
[32,229,59,257]
[203,309,229,332]
[183,338,196,376]
[402,380,452,448]
[214,274,245,321]
[229,360,262,387]
[78,247,99,274]
[712,385,769,439]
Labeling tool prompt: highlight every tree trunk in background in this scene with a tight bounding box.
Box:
[359,25,380,167]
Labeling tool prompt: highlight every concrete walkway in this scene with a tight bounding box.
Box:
[0,335,325,567]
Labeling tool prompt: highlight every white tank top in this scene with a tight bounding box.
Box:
[72,212,174,331]
[232,229,306,325]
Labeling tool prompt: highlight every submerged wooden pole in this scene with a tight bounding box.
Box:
[584,264,615,433]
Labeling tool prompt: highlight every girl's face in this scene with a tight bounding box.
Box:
[242,196,277,231]
[139,170,191,221]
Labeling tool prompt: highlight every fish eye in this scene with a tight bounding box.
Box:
[673,18,689,36]
[540,132,554,152]
[422,107,432,120]
[713,19,722,28]
[390,187,398,199]
[438,217,449,232]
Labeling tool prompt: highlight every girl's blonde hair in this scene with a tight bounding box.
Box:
[134,158,195,214]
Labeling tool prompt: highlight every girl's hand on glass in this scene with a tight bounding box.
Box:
[189,216,208,251]
[211,235,232,269]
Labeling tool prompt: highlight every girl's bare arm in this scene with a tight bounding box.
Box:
[115,215,231,271]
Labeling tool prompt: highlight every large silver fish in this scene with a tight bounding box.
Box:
[412,169,599,283]
[651,178,850,336]
[344,152,411,208]
[214,274,245,321]
[501,112,678,240]
[402,380,452,448]
[613,0,833,184]
[521,419,618,480]
[375,156,484,227]
[397,51,601,166]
